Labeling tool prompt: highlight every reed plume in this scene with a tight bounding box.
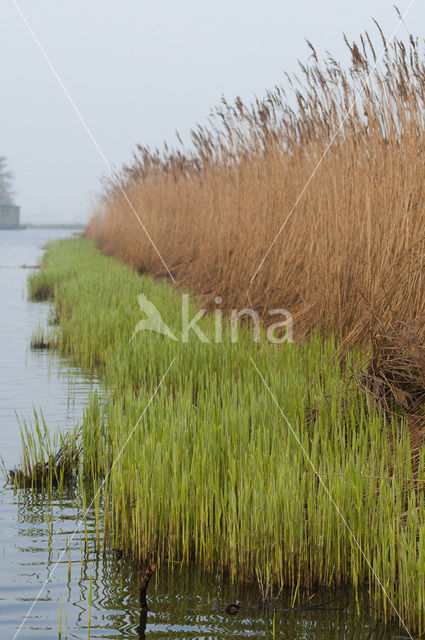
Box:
[87,25,425,345]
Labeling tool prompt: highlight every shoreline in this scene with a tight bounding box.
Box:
[19,235,425,634]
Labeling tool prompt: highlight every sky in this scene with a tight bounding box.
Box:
[0,0,423,225]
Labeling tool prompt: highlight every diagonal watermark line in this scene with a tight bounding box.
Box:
[12,357,176,640]
[250,356,413,640]
[11,0,176,283]
[249,0,417,285]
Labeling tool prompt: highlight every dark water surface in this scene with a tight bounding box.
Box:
[0,229,404,639]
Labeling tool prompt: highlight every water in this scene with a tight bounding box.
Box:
[0,229,404,639]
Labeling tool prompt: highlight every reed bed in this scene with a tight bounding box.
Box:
[86,24,425,349]
[25,237,425,632]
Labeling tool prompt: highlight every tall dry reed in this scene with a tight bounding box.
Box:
[87,25,425,344]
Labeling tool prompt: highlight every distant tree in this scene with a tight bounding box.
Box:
[0,156,15,205]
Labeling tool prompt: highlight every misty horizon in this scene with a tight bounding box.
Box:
[1,0,423,225]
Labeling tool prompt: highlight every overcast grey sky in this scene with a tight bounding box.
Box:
[0,1,423,224]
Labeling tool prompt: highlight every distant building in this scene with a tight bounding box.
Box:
[0,204,20,228]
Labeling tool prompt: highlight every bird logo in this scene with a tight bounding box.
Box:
[130,294,177,342]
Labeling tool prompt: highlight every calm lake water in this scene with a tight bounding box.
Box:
[0,228,404,639]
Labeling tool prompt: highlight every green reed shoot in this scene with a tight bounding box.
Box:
[20,237,425,633]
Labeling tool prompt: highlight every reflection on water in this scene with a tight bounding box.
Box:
[4,484,401,640]
[0,229,402,639]
[0,228,96,470]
